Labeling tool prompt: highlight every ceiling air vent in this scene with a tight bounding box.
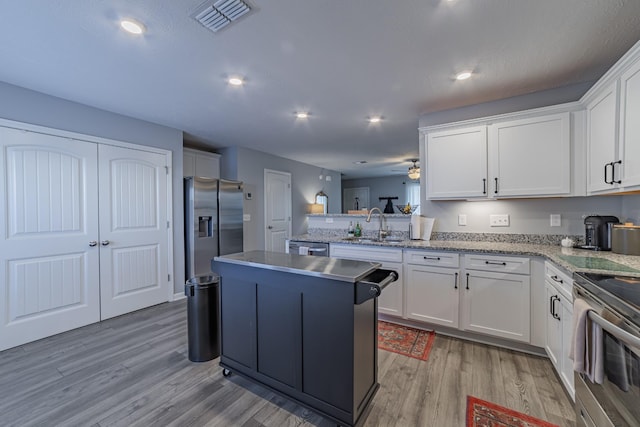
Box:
[193,0,252,33]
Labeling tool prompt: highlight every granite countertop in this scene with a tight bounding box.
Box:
[290,234,640,277]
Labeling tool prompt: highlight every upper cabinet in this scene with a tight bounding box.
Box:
[183,148,220,178]
[488,113,571,197]
[425,111,572,200]
[585,41,640,195]
[426,126,488,199]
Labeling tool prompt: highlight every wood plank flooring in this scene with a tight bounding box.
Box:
[0,300,575,426]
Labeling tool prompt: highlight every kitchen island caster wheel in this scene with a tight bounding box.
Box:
[222,368,232,377]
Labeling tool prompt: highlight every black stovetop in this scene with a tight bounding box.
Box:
[574,272,640,326]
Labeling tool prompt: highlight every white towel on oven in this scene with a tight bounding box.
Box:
[298,246,309,255]
[570,298,604,384]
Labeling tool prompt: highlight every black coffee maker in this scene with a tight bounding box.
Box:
[575,215,620,251]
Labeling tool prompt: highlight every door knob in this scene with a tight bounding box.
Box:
[101,240,110,246]
[267,226,273,229]
[89,241,98,247]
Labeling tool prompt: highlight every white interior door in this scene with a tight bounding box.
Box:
[0,127,100,351]
[264,169,291,252]
[98,145,169,320]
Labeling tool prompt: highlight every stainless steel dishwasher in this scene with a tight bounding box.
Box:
[286,239,329,257]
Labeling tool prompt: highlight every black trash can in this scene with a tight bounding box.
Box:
[185,274,220,362]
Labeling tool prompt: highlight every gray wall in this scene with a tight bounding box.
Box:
[220,146,341,251]
[342,176,416,213]
[418,81,640,237]
[0,81,186,294]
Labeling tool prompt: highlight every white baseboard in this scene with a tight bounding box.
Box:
[173,292,186,301]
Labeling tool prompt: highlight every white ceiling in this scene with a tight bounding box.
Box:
[1,0,640,178]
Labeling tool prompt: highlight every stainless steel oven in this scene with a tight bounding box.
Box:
[573,272,640,427]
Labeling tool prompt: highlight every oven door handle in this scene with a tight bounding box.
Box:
[588,311,640,348]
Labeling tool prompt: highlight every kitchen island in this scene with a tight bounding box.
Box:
[211,251,397,427]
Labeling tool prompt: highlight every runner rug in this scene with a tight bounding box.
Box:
[466,396,560,427]
[377,321,435,361]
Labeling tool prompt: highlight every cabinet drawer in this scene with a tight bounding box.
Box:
[545,261,573,298]
[405,250,459,268]
[329,244,403,263]
[464,254,530,275]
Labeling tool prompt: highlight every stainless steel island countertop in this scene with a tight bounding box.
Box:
[213,250,381,282]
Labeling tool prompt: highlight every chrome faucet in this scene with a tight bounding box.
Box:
[366,207,388,240]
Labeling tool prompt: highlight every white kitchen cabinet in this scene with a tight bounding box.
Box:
[586,48,640,195]
[405,251,460,327]
[330,244,404,317]
[618,58,640,190]
[586,82,620,194]
[425,112,572,200]
[183,147,220,178]
[461,254,530,343]
[544,262,575,400]
[488,113,571,197]
[426,126,488,199]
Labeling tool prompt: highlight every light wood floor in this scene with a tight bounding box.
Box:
[0,300,575,427]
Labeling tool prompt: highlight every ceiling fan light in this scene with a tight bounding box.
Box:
[408,159,420,180]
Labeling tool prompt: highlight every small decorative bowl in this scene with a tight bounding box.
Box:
[395,204,419,215]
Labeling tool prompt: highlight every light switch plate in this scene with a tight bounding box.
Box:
[243,214,251,221]
[325,175,332,181]
[458,214,467,226]
[550,214,561,227]
[490,214,510,227]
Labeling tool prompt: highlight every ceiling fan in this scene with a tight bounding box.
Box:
[390,158,420,180]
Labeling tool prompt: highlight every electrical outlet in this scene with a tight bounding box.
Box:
[490,214,510,227]
[325,175,332,181]
[458,214,467,226]
[325,217,334,223]
[550,214,561,227]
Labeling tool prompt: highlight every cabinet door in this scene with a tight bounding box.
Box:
[619,59,640,190]
[560,295,575,400]
[378,261,403,317]
[426,126,487,199]
[586,82,619,194]
[544,281,562,370]
[405,265,459,328]
[195,153,220,179]
[183,149,196,177]
[461,270,530,342]
[489,113,571,197]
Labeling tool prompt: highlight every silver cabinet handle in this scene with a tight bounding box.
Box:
[89,241,98,247]
[423,256,441,261]
[101,240,110,246]
[485,261,507,266]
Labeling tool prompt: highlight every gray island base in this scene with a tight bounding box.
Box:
[212,251,397,427]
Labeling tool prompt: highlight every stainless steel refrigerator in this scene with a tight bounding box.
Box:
[184,177,243,280]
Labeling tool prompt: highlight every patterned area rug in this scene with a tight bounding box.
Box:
[466,396,559,427]
[377,321,435,361]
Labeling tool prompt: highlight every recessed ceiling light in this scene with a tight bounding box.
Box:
[228,76,244,86]
[296,112,309,119]
[368,116,382,123]
[120,19,145,35]
[456,71,472,80]
[353,160,368,165]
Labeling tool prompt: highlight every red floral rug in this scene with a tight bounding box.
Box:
[377,321,435,361]
[466,396,559,427]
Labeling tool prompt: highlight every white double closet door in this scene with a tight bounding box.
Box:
[0,126,170,351]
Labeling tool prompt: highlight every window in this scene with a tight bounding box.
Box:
[406,182,420,213]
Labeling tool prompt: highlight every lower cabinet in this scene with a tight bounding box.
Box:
[462,269,530,343]
[544,262,575,400]
[405,251,460,328]
[404,251,531,344]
